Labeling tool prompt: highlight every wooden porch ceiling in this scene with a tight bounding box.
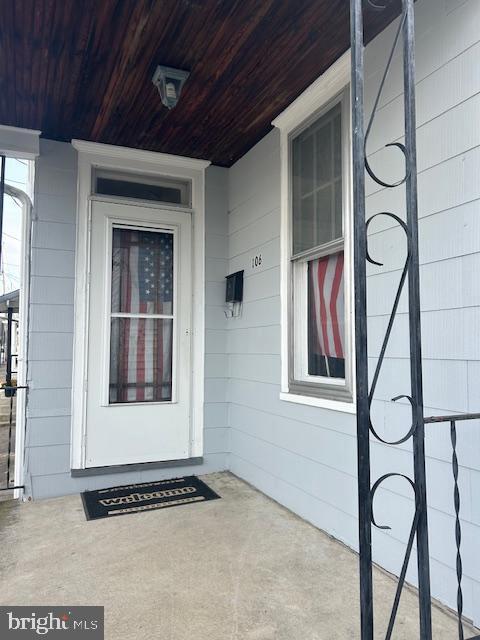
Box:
[0,0,400,167]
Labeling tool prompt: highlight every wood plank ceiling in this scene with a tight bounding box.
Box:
[0,0,400,167]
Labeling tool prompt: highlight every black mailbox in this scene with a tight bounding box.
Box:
[225,270,244,303]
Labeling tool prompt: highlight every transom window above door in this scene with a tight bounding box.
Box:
[93,168,191,207]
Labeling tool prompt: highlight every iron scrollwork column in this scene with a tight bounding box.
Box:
[403,2,433,637]
[350,2,373,640]
[350,1,432,638]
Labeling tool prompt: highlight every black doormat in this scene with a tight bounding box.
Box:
[81,475,220,521]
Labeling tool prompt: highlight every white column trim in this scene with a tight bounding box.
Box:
[272,51,351,133]
[2,184,33,499]
[0,124,41,159]
[71,139,210,171]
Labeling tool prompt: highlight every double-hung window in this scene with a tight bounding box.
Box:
[275,54,353,407]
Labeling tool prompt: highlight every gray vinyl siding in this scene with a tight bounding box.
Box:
[24,141,229,499]
[204,166,229,454]
[227,0,480,625]
[21,0,480,626]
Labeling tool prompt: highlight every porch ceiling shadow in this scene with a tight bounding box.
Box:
[0,0,400,167]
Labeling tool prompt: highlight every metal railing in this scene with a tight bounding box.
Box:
[351,0,433,637]
[0,386,26,493]
[423,413,480,640]
[350,0,479,637]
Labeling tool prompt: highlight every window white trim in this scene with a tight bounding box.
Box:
[272,51,355,410]
[279,392,356,414]
[272,52,351,132]
[70,140,210,469]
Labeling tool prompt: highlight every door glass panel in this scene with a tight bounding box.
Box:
[111,228,173,315]
[307,251,345,379]
[109,317,173,404]
[109,226,174,404]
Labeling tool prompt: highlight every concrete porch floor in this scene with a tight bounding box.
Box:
[0,472,477,640]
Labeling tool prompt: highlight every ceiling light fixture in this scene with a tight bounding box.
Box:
[152,65,190,110]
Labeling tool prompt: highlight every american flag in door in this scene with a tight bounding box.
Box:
[308,251,345,379]
[109,228,174,404]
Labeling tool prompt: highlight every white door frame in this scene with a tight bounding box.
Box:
[70,140,210,470]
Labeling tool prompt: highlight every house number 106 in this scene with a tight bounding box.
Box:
[251,254,262,269]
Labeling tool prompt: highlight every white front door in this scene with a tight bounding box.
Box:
[84,199,192,467]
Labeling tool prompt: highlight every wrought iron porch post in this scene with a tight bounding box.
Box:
[350,1,373,639]
[403,2,432,637]
[350,1,432,638]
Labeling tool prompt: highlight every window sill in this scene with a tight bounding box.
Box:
[279,391,356,414]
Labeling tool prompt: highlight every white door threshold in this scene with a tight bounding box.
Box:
[71,457,204,478]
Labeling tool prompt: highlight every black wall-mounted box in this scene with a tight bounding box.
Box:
[225,270,244,303]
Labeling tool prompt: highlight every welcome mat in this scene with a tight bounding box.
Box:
[81,475,220,520]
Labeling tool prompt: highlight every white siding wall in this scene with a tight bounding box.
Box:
[227,0,480,624]
[24,141,229,498]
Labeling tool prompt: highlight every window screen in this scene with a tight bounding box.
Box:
[292,102,343,255]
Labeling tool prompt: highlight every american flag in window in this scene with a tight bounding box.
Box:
[307,251,345,379]
[109,228,174,404]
